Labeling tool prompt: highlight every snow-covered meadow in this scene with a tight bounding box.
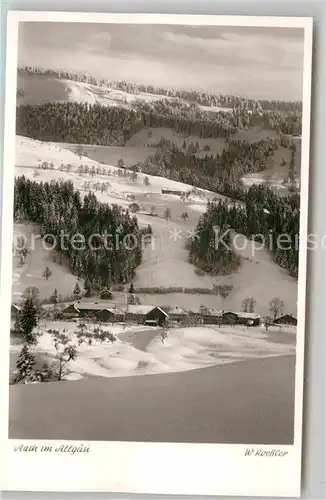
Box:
[10,320,296,381]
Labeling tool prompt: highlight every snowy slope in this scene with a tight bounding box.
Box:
[14,135,297,317]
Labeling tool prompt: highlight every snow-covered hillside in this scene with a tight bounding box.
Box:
[13,135,297,317]
[17,74,235,114]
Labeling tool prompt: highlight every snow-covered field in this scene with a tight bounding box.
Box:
[10,320,296,381]
[13,135,298,316]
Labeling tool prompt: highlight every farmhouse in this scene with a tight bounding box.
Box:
[62,301,116,319]
[274,314,297,326]
[145,306,169,326]
[168,306,188,323]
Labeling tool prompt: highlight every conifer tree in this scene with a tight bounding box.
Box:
[50,288,58,306]
[20,297,38,345]
[14,345,36,383]
[43,266,52,280]
[72,281,82,301]
[84,278,92,298]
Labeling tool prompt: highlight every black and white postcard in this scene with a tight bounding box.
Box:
[0,12,312,497]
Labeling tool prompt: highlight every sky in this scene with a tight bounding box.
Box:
[18,22,305,101]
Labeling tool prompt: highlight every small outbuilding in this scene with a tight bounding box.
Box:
[99,288,113,300]
[237,312,261,327]
[274,314,297,326]
[11,304,21,319]
[96,308,125,323]
[145,306,169,327]
[61,303,80,318]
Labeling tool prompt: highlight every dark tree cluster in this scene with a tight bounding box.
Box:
[16,102,144,146]
[16,100,241,144]
[14,176,143,286]
[188,220,241,276]
[189,185,300,277]
[141,137,282,200]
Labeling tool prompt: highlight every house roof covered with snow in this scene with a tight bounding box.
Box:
[148,306,169,317]
[96,308,124,316]
[74,301,116,311]
[126,305,156,315]
[234,312,261,319]
[168,306,188,315]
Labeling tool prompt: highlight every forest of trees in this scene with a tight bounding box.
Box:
[141,136,287,200]
[189,185,300,277]
[16,99,302,146]
[14,177,145,286]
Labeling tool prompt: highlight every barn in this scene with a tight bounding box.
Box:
[221,311,239,324]
[96,309,125,323]
[274,314,297,326]
[125,305,156,324]
[237,312,261,327]
[61,303,80,319]
[221,311,260,326]
[145,306,169,326]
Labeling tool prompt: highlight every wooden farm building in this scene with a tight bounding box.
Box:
[125,305,158,324]
[222,311,260,326]
[188,308,223,325]
[145,306,169,326]
[75,301,116,317]
[168,307,188,323]
[274,314,297,326]
[61,303,80,319]
[96,308,125,323]
[62,301,116,319]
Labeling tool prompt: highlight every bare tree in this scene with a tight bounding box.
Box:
[160,329,168,344]
[241,296,256,313]
[51,330,78,381]
[269,297,284,321]
[263,316,272,331]
[131,171,138,182]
